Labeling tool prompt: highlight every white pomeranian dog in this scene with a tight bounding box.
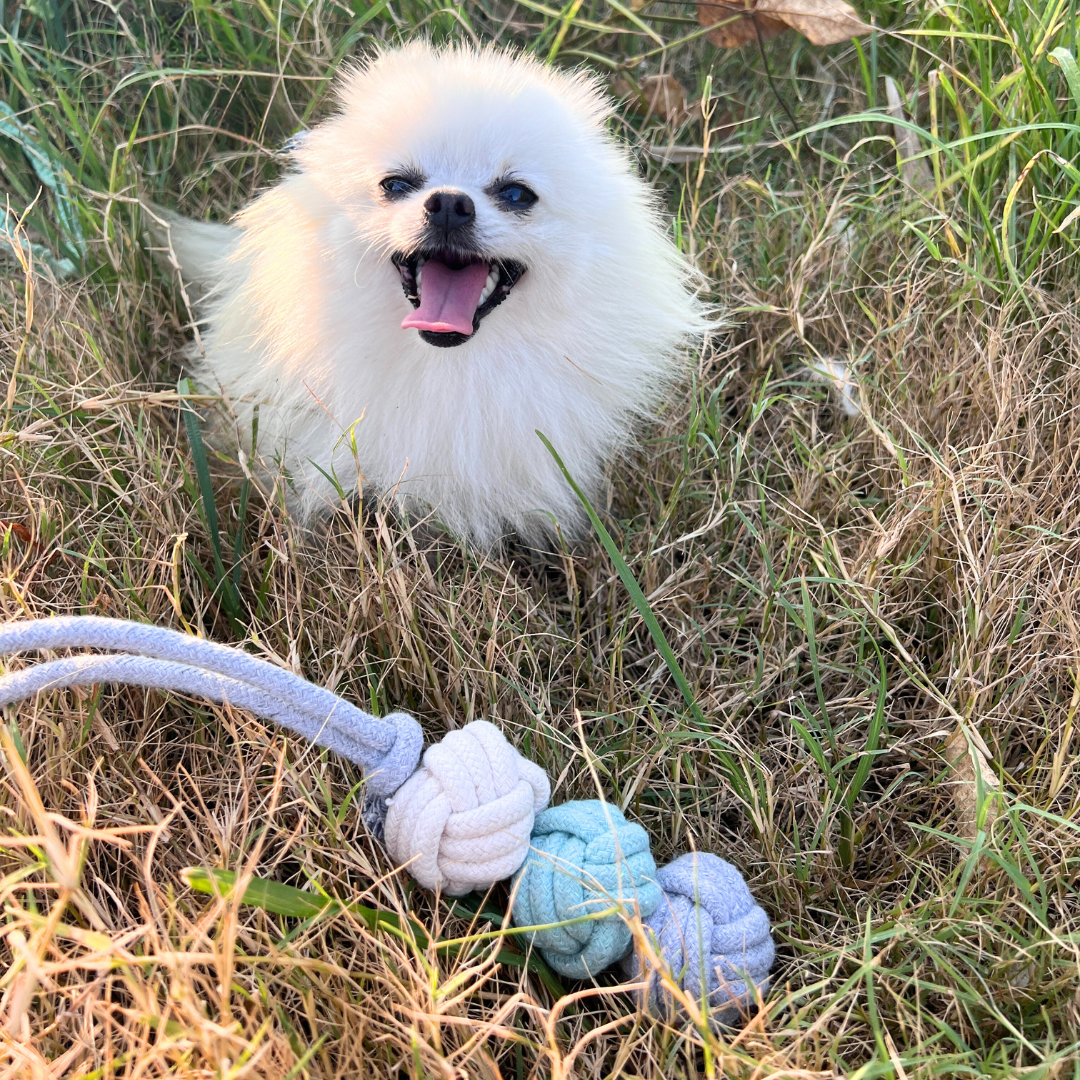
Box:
[161,42,705,547]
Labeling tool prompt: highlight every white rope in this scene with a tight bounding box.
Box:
[384,720,550,894]
[0,618,557,895]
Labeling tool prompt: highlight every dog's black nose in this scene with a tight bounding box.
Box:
[424,190,475,234]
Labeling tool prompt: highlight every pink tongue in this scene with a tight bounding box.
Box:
[402,260,489,336]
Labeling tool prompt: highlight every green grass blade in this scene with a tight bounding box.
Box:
[177,376,243,627]
[845,644,889,811]
[538,430,751,803]
[537,432,700,716]
[184,866,345,919]
[177,377,224,574]
[1050,47,1080,112]
[182,867,564,997]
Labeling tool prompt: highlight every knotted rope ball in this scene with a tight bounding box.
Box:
[623,852,774,1027]
[511,800,662,979]
[383,720,550,895]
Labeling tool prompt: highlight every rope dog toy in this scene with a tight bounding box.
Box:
[0,615,774,1024]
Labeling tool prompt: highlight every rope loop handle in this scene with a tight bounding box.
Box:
[0,616,423,797]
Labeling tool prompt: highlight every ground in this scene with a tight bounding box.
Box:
[1,2,1079,1077]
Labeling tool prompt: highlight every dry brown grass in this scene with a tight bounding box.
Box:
[3,202,1080,1076]
[2,3,1080,1076]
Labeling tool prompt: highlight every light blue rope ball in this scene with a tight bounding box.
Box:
[623,852,774,1027]
[511,800,662,979]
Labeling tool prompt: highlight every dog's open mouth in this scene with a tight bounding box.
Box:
[392,250,526,348]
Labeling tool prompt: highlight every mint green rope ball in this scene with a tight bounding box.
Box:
[510,800,662,979]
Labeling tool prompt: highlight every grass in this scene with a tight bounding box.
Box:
[1,0,1080,1076]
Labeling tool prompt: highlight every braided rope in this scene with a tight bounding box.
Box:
[0,617,422,796]
[511,800,662,979]
[0,616,775,1011]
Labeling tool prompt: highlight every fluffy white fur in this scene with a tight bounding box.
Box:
[166,42,705,547]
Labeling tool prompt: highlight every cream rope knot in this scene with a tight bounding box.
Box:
[383,720,550,895]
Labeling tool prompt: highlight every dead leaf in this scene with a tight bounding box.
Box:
[757,0,871,45]
[942,725,1001,840]
[698,0,870,49]
[697,2,787,48]
[0,521,33,546]
[612,74,689,125]
[0,520,58,567]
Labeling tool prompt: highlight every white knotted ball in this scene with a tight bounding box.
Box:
[383,720,550,895]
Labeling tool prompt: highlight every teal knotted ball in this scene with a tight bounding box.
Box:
[510,800,662,979]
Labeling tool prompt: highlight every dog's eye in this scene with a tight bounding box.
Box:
[495,182,538,212]
[381,175,419,199]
